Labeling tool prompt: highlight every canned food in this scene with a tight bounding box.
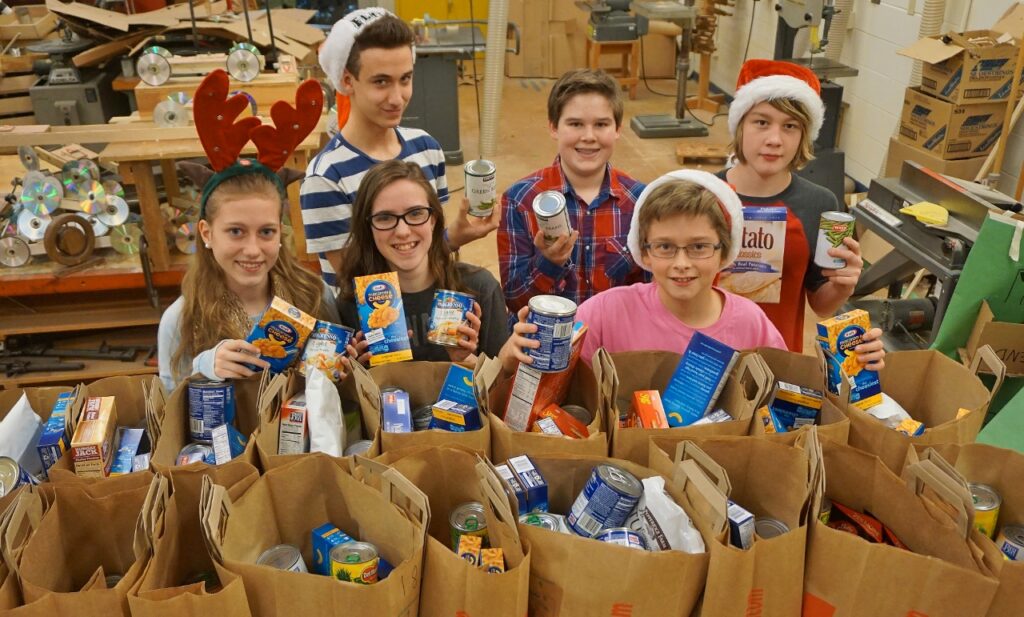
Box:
[996,525,1024,561]
[525,295,577,373]
[754,517,790,539]
[0,456,37,497]
[970,483,1001,539]
[465,159,497,217]
[532,190,572,244]
[301,321,355,381]
[176,443,214,466]
[256,544,308,573]
[567,464,643,537]
[819,497,832,525]
[561,404,594,426]
[343,440,373,457]
[519,512,562,532]
[814,211,856,269]
[330,541,379,584]
[412,404,434,431]
[105,574,123,588]
[594,527,647,550]
[450,501,489,550]
[427,289,475,347]
[187,378,235,443]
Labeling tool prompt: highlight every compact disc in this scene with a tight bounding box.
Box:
[0,236,30,267]
[153,99,189,128]
[17,145,38,171]
[77,181,107,214]
[20,177,62,216]
[16,208,49,242]
[175,221,197,254]
[97,195,130,227]
[226,43,262,82]
[137,47,172,87]
[111,224,142,255]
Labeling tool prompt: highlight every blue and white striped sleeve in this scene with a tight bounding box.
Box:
[299,173,353,254]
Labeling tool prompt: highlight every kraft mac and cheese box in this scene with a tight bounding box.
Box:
[355,272,413,367]
[438,363,477,407]
[719,206,787,304]
[37,390,75,478]
[662,332,740,427]
[246,296,317,373]
[768,382,823,431]
[430,400,482,432]
[817,310,883,410]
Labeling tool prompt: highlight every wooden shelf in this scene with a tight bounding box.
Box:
[0,252,188,297]
[0,301,163,338]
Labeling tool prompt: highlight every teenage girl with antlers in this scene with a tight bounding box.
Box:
[158,69,342,392]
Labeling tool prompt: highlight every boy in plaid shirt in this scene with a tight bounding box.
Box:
[498,69,647,313]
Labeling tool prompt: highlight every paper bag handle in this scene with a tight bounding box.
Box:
[1,489,42,571]
[199,475,231,564]
[917,448,970,494]
[671,459,728,534]
[594,348,620,427]
[257,372,290,423]
[738,353,773,405]
[969,344,1005,399]
[135,474,170,559]
[381,468,430,529]
[905,460,972,538]
[672,440,731,496]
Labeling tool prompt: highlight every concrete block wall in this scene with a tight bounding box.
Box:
[709,0,1023,193]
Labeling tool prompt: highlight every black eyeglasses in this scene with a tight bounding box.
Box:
[643,241,722,260]
[369,206,433,231]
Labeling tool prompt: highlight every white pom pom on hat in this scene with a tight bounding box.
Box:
[727,59,826,142]
[319,7,396,94]
[626,169,745,272]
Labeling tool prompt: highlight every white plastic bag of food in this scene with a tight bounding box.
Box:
[305,369,345,456]
[626,475,705,553]
[865,393,912,429]
[0,394,43,476]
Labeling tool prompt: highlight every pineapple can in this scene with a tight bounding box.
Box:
[814,211,855,269]
[330,541,379,585]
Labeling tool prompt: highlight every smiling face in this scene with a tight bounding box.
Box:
[549,92,622,185]
[343,45,414,130]
[737,101,806,178]
[370,178,435,277]
[198,193,281,296]
[640,213,726,309]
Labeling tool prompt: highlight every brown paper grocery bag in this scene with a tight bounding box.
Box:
[16,482,150,616]
[200,453,427,617]
[649,433,816,617]
[358,446,531,617]
[518,452,726,617]
[603,349,771,465]
[845,346,1003,474]
[475,354,608,461]
[128,460,259,617]
[351,359,490,457]
[802,441,999,617]
[908,443,1024,617]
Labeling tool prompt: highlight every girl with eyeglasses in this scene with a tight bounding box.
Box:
[501,171,884,373]
[336,160,509,365]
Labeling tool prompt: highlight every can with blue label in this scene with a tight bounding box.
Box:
[567,464,643,537]
[525,295,577,373]
[301,321,355,381]
[427,289,475,347]
[188,378,235,443]
[0,456,37,497]
[594,527,647,550]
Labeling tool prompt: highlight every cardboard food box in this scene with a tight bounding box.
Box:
[899,87,1005,160]
[898,30,1021,105]
[70,396,118,477]
[960,299,1024,377]
[884,137,987,180]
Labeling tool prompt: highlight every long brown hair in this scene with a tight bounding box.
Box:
[171,173,324,382]
[337,160,464,300]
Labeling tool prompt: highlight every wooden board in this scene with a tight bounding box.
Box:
[0,8,58,41]
[0,74,36,96]
[0,53,46,75]
[0,302,162,337]
[0,95,33,116]
[134,73,300,120]
[675,142,730,165]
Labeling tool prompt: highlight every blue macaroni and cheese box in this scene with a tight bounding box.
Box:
[662,332,740,427]
[495,463,528,515]
[430,400,481,432]
[508,454,548,513]
[768,382,823,431]
[817,310,882,410]
[246,296,317,373]
[37,390,74,478]
[439,363,477,408]
[355,272,413,367]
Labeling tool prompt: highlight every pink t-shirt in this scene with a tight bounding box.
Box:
[576,282,787,363]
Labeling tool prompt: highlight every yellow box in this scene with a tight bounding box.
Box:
[816,309,883,410]
[70,396,118,477]
[480,547,505,574]
[354,272,413,366]
[457,534,482,566]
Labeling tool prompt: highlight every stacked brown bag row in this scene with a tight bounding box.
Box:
[0,342,1019,617]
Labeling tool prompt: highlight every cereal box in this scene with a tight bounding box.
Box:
[110,427,145,476]
[816,310,883,410]
[70,396,118,477]
[354,272,413,366]
[301,321,354,381]
[246,296,317,373]
[531,416,563,436]
[720,206,787,303]
[630,390,668,429]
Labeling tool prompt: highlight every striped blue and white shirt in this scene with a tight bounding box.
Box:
[300,126,448,291]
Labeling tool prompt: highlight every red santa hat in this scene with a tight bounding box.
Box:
[728,59,826,142]
[627,170,745,272]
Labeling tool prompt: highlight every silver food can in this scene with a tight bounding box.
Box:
[561,404,594,426]
[256,544,308,573]
[450,501,489,550]
[465,159,497,217]
[343,440,374,457]
[754,517,790,539]
[814,211,856,269]
[532,191,572,244]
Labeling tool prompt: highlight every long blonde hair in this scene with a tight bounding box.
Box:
[171,173,324,382]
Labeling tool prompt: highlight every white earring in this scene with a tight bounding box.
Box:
[204,242,211,249]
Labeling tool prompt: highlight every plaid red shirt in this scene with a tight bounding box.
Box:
[498,158,647,314]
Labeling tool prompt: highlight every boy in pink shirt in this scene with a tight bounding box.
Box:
[499,170,886,371]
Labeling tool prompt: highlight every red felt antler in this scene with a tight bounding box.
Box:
[250,79,324,171]
[193,69,263,171]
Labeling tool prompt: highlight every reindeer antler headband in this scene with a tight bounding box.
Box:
[184,69,324,217]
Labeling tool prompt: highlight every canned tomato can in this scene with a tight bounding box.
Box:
[427,289,475,347]
[0,456,37,497]
[814,211,856,269]
[755,517,790,539]
[256,544,308,573]
[343,440,374,457]
[594,527,647,550]
[568,464,643,537]
[330,541,379,584]
[176,443,214,466]
[818,497,832,525]
[525,294,577,373]
[970,483,1001,539]
[532,190,572,244]
[996,525,1024,561]
[465,159,497,217]
[188,378,235,443]
[450,501,489,550]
